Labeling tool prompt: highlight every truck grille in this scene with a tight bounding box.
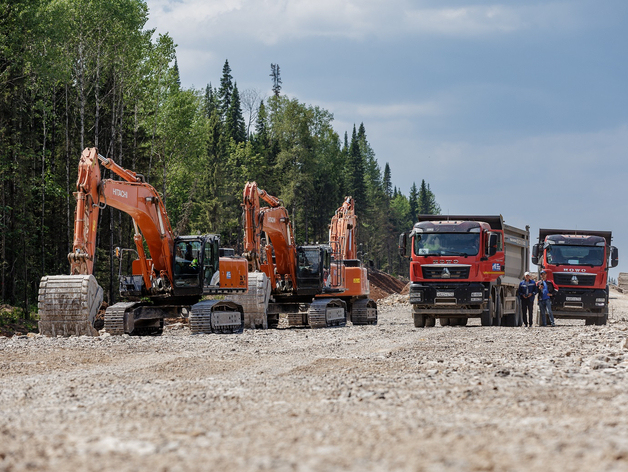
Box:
[422,266,470,279]
[553,273,596,286]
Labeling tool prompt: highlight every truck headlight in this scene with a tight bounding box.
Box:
[595,298,606,303]
[471,292,482,298]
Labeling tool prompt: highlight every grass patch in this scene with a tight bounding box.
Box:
[0,305,39,337]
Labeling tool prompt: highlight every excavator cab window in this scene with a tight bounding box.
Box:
[173,240,202,288]
[203,238,220,287]
[297,246,325,293]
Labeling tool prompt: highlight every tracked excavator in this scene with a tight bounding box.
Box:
[38,147,247,337]
[230,182,376,328]
[324,196,377,325]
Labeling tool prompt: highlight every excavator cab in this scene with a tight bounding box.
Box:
[172,235,220,296]
[296,245,332,296]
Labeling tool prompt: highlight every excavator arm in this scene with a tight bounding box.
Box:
[68,147,174,290]
[39,147,175,336]
[242,181,298,291]
[329,196,358,261]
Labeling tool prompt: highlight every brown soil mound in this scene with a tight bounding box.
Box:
[368,270,408,301]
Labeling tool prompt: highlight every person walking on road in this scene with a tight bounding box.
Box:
[518,271,537,327]
[537,270,557,327]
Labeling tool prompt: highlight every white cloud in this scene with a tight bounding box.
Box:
[146,0,577,47]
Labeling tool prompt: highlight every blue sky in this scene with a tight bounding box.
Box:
[145,0,628,276]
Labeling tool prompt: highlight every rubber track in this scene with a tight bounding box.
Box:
[308,299,346,328]
[190,300,244,334]
[351,298,378,325]
[288,312,308,327]
[104,302,137,335]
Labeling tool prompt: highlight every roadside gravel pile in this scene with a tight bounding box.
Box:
[1,292,628,471]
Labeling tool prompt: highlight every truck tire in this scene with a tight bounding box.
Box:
[440,317,450,326]
[595,310,608,326]
[459,317,468,326]
[413,313,426,328]
[425,316,436,327]
[481,297,492,326]
[494,293,503,326]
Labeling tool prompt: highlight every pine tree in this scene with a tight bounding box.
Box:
[383,163,392,199]
[409,182,418,222]
[345,125,366,208]
[270,63,282,97]
[417,179,441,215]
[225,83,246,143]
[204,83,218,119]
[173,58,181,88]
[218,59,233,119]
[253,101,268,151]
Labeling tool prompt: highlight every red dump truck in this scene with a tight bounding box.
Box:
[399,215,529,327]
[532,229,618,325]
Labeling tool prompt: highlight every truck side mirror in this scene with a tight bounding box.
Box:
[399,233,408,257]
[611,246,619,268]
[531,244,540,265]
[488,233,498,257]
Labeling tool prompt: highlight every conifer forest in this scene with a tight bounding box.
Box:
[0,0,439,314]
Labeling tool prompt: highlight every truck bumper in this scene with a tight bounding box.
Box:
[409,282,487,315]
[551,288,608,319]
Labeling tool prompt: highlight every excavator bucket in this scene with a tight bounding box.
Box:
[38,275,103,336]
[225,272,271,329]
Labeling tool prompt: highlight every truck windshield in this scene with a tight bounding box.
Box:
[546,245,605,266]
[414,233,480,257]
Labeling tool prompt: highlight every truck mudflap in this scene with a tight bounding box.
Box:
[408,282,486,308]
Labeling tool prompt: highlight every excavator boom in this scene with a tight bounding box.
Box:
[39,147,246,337]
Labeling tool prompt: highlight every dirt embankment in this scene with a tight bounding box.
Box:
[367,270,408,301]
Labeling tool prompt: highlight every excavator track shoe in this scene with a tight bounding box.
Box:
[104,302,138,335]
[190,300,244,334]
[351,299,378,325]
[38,275,103,337]
[288,312,308,326]
[308,299,346,328]
[225,272,270,329]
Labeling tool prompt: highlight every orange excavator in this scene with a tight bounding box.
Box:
[230,182,376,328]
[325,196,377,325]
[38,147,247,336]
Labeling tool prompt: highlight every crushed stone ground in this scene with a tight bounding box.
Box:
[2,289,628,471]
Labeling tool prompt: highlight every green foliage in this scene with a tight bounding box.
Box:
[0,1,440,309]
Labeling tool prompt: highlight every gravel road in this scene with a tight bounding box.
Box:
[2,290,628,472]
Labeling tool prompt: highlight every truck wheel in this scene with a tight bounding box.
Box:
[595,311,608,326]
[413,313,426,328]
[494,293,503,326]
[459,317,468,326]
[440,317,450,326]
[425,316,436,327]
[585,318,595,326]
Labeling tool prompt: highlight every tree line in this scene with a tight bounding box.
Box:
[0,0,439,314]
